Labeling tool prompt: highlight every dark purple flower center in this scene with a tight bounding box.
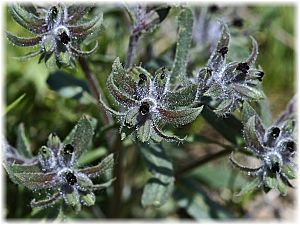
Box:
[271,162,280,173]
[139,102,150,115]
[66,172,77,185]
[256,71,264,81]
[50,6,58,18]
[59,31,71,45]
[271,127,280,139]
[209,5,219,13]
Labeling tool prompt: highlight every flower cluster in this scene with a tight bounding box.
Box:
[6,3,102,67]
[230,100,297,195]
[3,116,115,211]
[195,24,265,116]
[100,58,203,143]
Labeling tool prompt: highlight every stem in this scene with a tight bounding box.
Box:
[175,148,232,178]
[125,33,139,69]
[78,56,111,126]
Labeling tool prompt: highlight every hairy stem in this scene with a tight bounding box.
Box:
[78,57,110,124]
[78,56,124,218]
[175,148,232,178]
[126,33,139,69]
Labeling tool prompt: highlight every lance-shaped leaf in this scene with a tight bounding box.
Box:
[110,58,136,96]
[157,105,203,126]
[6,32,41,47]
[242,101,259,124]
[140,144,174,207]
[8,4,45,34]
[233,84,265,100]
[243,116,265,154]
[170,8,193,85]
[79,153,114,178]
[17,123,32,158]
[31,192,62,209]
[70,116,94,160]
[174,177,232,219]
[67,6,93,24]
[137,119,152,143]
[236,177,261,197]
[163,83,198,108]
[11,171,57,190]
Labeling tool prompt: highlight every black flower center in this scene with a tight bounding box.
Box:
[59,31,71,45]
[138,73,147,86]
[232,17,244,28]
[66,172,77,185]
[271,127,280,139]
[63,144,74,155]
[271,162,280,174]
[139,102,150,115]
[256,71,264,81]
[286,141,295,154]
[218,47,228,57]
[236,62,250,74]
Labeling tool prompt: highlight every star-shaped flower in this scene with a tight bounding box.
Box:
[6,3,102,67]
[100,58,203,143]
[230,100,296,196]
[3,116,115,211]
[196,24,265,116]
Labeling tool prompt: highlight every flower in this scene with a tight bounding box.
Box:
[230,99,296,196]
[6,3,103,67]
[3,116,115,211]
[195,24,265,116]
[99,58,203,143]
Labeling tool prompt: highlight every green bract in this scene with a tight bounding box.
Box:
[100,58,203,143]
[6,3,103,67]
[3,116,115,212]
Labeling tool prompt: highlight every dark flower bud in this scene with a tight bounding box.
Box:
[286,141,295,154]
[63,144,74,155]
[218,47,228,57]
[271,162,280,173]
[256,71,264,81]
[236,62,250,74]
[138,73,147,86]
[208,5,219,13]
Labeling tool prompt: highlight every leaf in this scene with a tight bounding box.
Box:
[5,93,26,115]
[201,106,243,146]
[242,101,258,124]
[47,71,90,101]
[70,115,95,161]
[16,123,32,158]
[78,147,107,166]
[140,144,174,207]
[174,178,233,219]
[6,32,41,47]
[157,105,203,126]
[277,177,287,196]
[236,177,261,196]
[137,119,152,143]
[141,173,174,208]
[79,153,114,178]
[243,116,264,153]
[170,8,193,85]
[233,84,265,100]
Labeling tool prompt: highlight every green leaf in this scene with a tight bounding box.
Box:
[277,177,287,196]
[140,144,174,207]
[70,115,95,161]
[78,147,107,166]
[5,93,26,115]
[236,178,261,196]
[174,178,233,219]
[233,84,265,100]
[142,173,174,208]
[282,164,296,179]
[242,101,258,124]
[170,8,193,85]
[201,106,243,146]
[16,123,32,158]
[257,99,272,127]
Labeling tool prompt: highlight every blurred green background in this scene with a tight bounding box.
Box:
[4,4,295,220]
